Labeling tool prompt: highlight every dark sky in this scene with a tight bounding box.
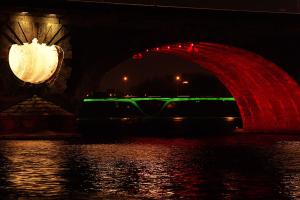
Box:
[99,53,215,91]
[72,0,299,12]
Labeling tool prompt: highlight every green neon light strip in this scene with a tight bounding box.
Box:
[83,97,235,102]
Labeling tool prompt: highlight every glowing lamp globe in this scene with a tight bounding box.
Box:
[8,38,64,84]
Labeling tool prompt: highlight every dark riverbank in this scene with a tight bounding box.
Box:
[0,130,80,140]
[0,129,300,141]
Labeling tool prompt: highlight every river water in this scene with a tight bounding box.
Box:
[0,134,299,199]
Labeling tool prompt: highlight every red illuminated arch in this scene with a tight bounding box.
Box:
[143,42,300,131]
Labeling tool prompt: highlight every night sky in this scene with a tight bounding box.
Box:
[99,53,231,97]
[99,53,211,90]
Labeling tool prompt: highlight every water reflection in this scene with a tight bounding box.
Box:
[273,141,300,199]
[3,141,65,198]
[62,144,174,199]
[0,136,298,199]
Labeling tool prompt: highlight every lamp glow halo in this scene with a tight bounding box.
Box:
[8,38,64,84]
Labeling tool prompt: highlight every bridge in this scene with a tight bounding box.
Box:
[80,96,241,131]
[0,1,300,132]
[83,97,236,112]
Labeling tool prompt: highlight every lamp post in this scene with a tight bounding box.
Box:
[175,75,181,96]
[123,75,128,96]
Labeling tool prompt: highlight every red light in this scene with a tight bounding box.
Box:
[167,46,171,49]
[152,42,300,131]
[132,53,143,60]
[156,47,160,51]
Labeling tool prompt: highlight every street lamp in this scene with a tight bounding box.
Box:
[122,75,128,96]
[175,75,181,96]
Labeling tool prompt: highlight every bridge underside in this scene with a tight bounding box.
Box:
[145,42,300,131]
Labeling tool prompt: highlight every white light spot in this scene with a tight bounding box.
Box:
[8,38,63,84]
